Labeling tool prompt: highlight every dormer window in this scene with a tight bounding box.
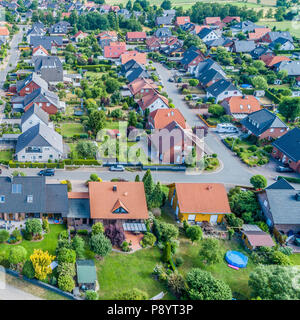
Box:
[12,184,22,194]
[113,206,128,214]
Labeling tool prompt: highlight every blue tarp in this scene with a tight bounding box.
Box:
[225,251,248,268]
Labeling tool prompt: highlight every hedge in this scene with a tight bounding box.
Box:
[278,176,300,184]
[8,159,101,168]
[76,64,112,71]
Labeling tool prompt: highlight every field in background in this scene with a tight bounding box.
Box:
[257,19,300,37]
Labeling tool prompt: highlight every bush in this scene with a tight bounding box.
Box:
[121,241,131,252]
[175,256,184,267]
[162,242,172,263]
[167,271,186,297]
[8,246,27,266]
[186,226,203,243]
[57,262,76,277]
[89,233,112,258]
[0,230,9,243]
[22,229,32,241]
[114,288,149,300]
[91,222,104,235]
[57,248,76,264]
[77,229,89,235]
[105,224,125,247]
[278,246,293,256]
[42,219,50,233]
[72,235,85,259]
[271,251,292,266]
[59,230,69,240]
[58,275,75,292]
[11,229,22,242]
[22,260,35,279]
[140,232,156,248]
[86,290,98,300]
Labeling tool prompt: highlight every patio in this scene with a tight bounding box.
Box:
[124,231,144,252]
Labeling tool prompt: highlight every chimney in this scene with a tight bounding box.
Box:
[113,185,117,192]
[206,185,212,190]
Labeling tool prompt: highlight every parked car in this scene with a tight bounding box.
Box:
[168,78,174,82]
[276,166,294,173]
[191,94,200,101]
[109,165,125,172]
[38,169,55,176]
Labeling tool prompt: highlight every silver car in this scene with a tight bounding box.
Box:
[109,165,125,172]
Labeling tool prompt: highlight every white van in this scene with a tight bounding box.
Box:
[216,123,238,133]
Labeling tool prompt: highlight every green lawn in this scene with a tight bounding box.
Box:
[0,150,13,161]
[0,224,65,258]
[257,20,300,38]
[61,123,85,137]
[95,248,175,300]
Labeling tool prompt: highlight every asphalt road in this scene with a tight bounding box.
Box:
[0,279,42,300]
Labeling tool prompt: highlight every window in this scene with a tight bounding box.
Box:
[27,195,33,203]
[12,184,22,194]
[113,207,128,214]
[0,196,5,203]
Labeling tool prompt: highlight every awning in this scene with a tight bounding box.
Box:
[123,223,147,232]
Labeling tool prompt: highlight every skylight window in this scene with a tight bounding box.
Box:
[12,184,22,194]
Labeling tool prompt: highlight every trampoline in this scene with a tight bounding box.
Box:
[225,251,248,268]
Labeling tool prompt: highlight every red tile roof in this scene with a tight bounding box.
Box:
[248,28,271,40]
[243,231,275,247]
[0,26,9,36]
[260,54,291,67]
[204,17,221,25]
[176,16,190,25]
[126,31,147,39]
[223,95,261,115]
[68,192,89,199]
[149,108,186,129]
[128,78,158,95]
[222,16,241,24]
[121,51,147,65]
[138,92,169,111]
[174,183,231,214]
[88,182,148,220]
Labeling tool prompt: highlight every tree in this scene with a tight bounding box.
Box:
[58,274,75,292]
[57,248,76,264]
[72,236,85,259]
[161,0,172,10]
[105,78,120,94]
[25,219,42,236]
[87,110,106,135]
[278,97,300,122]
[128,111,137,127]
[30,249,55,280]
[105,224,125,247]
[76,141,98,159]
[0,230,9,243]
[249,265,300,300]
[189,79,199,87]
[142,169,154,202]
[186,226,203,243]
[208,104,225,117]
[149,182,164,208]
[271,251,291,266]
[92,222,104,235]
[86,290,99,300]
[162,242,172,262]
[250,175,267,190]
[167,272,186,298]
[140,232,156,248]
[114,288,149,300]
[89,233,112,258]
[199,238,222,264]
[252,76,268,90]
[186,268,232,300]
[22,260,35,279]
[8,246,27,267]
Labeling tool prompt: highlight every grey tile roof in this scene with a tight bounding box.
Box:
[181,49,200,66]
[49,21,71,35]
[126,66,149,83]
[16,123,63,154]
[206,79,238,97]
[274,60,300,76]
[267,31,293,43]
[272,127,300,162]
[21,103,49,127]
[0,176,68,214]
[155,27,172,38]
[30,36,63,51]
[206,37,232,48]
[266,178,295,190]
[156,15,173,25]
[16,72,48,93]
[33,56,63,73]
[265,189,300,225]
[250,46,272,59]
[241,109,287,136]
[230,20,263,33]
[198,68,225,86]
[233,40,256,53]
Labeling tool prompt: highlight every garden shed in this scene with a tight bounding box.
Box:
[76,260,97,290]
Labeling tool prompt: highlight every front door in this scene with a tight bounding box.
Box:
[210,215,218,224]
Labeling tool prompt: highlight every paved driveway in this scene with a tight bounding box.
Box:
[0,281,42,300]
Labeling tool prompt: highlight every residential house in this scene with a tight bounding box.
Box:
[32,45,49,57]
[26,23,46,42]
[222,16,241,24]
[175,16,190,26]
[269,37,295,51]
[205,37,233,50]
[72,31,88,42]
[16,72,48,96]
[11,87,63,114]
[0,176,68,222]
[250,46,273,59]
[257,178,300,239]
[260,54,291,68]
[127,78,158,98]
[21,103,50,132]
[48,21,71,36]
[221,95,261,120]
[120,51,146,65]
[260,31,293,44]
[206,79,242,103]
[204,17,221,25]
[168,183,231,223]
[88,182,148,228]
[97,31,118,48]
[273,60,300,76]
[181,47,205,71]
[272,128,300,173]
[232,40,256,53]
[123,61,150,83]
[154,27,172,40]
[198,28,219,43]
[137,92,169,114]
[0,26,9,43]
[248,28,271,41]
[148,108,186,130]
[16,123,64,162]
[146,36,161,51]
[104,42,126,59]
[126,31,147,42]
[30,36,63,53]
[193,58,225,78]
[117,9,131,20]
[241,224,275,250]
[156,15,174,26]
[160,39,183,57]
[230,20,264,35]
[33,56,64,83]
[198,68,226,88]
[241,108,288,141]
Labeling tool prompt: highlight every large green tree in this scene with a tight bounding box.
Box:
[87,110,106,135]
[89,233,112,258]
[278,97,300,122]
[199,238,222,264]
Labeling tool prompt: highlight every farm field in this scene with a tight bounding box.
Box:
[257,19,300,37]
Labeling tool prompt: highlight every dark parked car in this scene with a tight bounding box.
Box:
[109,165,125,172]
[38,169,55,176]
[276,166,294,173]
